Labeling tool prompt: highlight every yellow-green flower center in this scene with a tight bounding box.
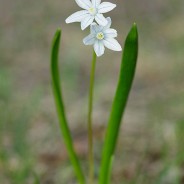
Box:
[96,32,104,40]
[89,7,97,15]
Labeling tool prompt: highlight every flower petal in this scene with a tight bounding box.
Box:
[65,10,89,23]
[95,14,108,26]
[102,17,112,30]
[92,0,101,7]
[75,0,92,10]
[90,23,101,34]
[94,40,105,57]
[98,2,116,13]
[103,38,122,51]
[83,34,96,45]
[81,15,94,30]
[104,29,117,38]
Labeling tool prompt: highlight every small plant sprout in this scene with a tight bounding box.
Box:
[65,0,116,30]
[83,17,122,57]
[51,1,138,183]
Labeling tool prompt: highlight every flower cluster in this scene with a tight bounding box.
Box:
[66,0,122,57]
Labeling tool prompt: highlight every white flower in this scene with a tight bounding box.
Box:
[83,17,122,57]
[65,0,116,30]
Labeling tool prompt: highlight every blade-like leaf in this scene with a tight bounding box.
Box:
[51,29,85,184]
[33,172,40,184]
[98,23,139,184]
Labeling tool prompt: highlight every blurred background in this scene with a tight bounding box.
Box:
[0,0,184,183]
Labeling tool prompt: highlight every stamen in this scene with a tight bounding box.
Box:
[89,7,97,15]
[96,32,104,40]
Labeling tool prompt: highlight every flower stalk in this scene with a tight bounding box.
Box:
[88,51,97,184]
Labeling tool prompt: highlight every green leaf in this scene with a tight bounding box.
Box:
[51,29,85,184]
[33,172,40,184]
[98,23,139,184]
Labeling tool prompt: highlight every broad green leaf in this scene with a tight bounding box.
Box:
[98,23,139,184]
[51,29,85,184]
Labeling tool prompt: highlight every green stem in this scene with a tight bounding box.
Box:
[88,51,97,184]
